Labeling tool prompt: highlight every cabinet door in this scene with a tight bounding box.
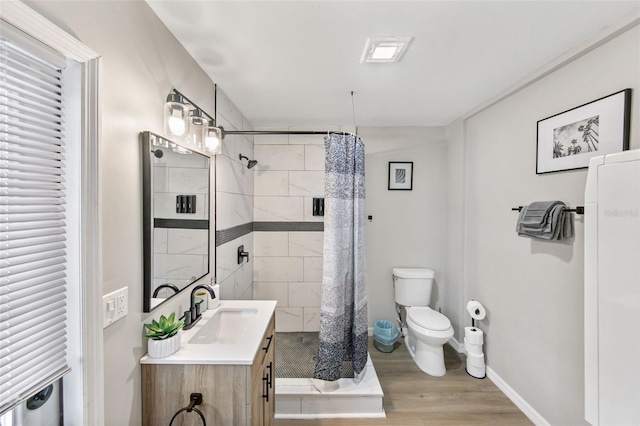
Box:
[263,332,275,426]
[251,314,275,426]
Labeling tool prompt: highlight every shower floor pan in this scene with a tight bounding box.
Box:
[275,332,385,419]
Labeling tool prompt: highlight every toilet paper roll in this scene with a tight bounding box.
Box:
[209,284,220,310]
[194,290,208,311]
[466,300,486,320]
[465,326,484,345]
[466,358,486,379]
[464,338,483,356]
[466,352,485,369]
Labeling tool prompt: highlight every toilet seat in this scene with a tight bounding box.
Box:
[408,307,451,331]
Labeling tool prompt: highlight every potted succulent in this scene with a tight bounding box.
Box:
[144,312,185,358]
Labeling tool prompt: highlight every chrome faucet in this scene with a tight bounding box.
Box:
[183,284,216,330]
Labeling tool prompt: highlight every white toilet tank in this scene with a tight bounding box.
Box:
[392,268,435,307]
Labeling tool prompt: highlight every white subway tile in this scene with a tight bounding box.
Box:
[289,282,321,307]
[303,257,323,282]
[254,196,304,222]
[289,171,325,196]
[253,282,289,307]
[289,232,323,257]
[216,155,243,194]
[154,253,204,280]
[216,240,237,284]
[234,261,253,299]
[216,89,244,131]
[218,274,235,300]
[152,166,169,193]
[276,396,301,415]
[303,307,321,332]
[305,145,325,171]
[253,133,288,145]
[253,257,303,282]
[215,192,235,230]
[301,396,382,415]
[168,167,209,194]
[288,134,325,145]
[254,145,304,171]
[276,307,303,332]
[234,194,253,226]
[254,171,289,196]
[253,232,288,257]
[154,228,168,254]
[167,228,208,255]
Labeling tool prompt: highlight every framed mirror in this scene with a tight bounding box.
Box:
[141,131,211,312]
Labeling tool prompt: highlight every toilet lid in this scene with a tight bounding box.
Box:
[408,307,451,331]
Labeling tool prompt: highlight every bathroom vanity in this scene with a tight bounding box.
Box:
[141,300,277,426]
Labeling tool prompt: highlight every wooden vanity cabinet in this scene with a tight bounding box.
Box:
[142,314,275,426]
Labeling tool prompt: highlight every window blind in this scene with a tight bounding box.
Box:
[0,30,70,415]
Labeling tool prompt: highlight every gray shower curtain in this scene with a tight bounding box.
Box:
[313,133,367,385]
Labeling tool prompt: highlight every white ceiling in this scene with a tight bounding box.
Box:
[147,1,639,128]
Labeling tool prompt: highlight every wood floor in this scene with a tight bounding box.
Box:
[274,338,533,426]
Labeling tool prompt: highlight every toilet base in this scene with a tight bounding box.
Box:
[404,335,447,377]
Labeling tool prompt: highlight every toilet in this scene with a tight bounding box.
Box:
[393,267,453,377]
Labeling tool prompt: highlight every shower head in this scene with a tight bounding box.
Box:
[239,154,258,169]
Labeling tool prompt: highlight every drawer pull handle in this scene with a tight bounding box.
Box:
[267,362,273,389]
[262,375,269,402]
[262,335,273,352]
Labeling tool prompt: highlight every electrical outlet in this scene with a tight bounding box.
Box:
[103,286,128,328]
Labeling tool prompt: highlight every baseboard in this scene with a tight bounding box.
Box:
[448,336,465,353]
[486,366,550,426]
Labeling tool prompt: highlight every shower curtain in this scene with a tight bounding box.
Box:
[313,133,368,388]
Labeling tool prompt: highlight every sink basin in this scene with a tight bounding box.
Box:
[188,308,258,345]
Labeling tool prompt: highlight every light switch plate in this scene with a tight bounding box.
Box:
[103,286,128,328]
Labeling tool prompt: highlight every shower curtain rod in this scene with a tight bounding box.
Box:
[221,128,358,138]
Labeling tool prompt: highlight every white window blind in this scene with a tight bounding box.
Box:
[0,27,70,415]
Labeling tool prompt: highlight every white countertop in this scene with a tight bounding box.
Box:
[140,300,276,365]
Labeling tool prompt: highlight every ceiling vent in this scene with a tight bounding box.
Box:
[360,36,413,63]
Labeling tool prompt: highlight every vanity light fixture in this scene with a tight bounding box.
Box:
[204,120,222,155]
[360,36,413,63]
[164,88,223,155]
[164,93,188,139]
[188,108,207,149]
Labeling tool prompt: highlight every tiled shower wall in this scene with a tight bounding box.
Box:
[153,148,209,292]
[214,89,255,300]
[252,132,326,332]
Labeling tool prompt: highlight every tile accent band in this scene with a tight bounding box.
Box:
[215,221,324,246]
[154,218,209,230]
[216,222,253,246]
[253,222,324,232]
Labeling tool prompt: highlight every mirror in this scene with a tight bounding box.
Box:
[141,131,211,312]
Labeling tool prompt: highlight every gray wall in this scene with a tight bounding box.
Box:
[360,127,448,328]
[24,2,250,424]
[446,24,640,425]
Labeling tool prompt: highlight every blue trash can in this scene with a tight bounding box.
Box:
[373,320,400,353]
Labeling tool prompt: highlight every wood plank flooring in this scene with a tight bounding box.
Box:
[274,338,533,426]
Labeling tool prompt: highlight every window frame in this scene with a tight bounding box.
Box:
[0,2,103,425]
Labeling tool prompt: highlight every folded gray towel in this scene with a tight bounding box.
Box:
[519,201,564,228]
[516,201,574,240]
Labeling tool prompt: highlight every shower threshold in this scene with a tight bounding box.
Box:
[275,332,385,419]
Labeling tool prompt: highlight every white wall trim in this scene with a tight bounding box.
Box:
[447,336,465,353]
[0,2,104,425]
[486,366,550,426]
[0,0,99,61]
[458,8,640,123]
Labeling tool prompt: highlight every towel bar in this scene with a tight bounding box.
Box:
[512,206,584,215]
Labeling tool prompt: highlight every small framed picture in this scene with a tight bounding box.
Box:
[388,162,413,190]
[536,89,631,174]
